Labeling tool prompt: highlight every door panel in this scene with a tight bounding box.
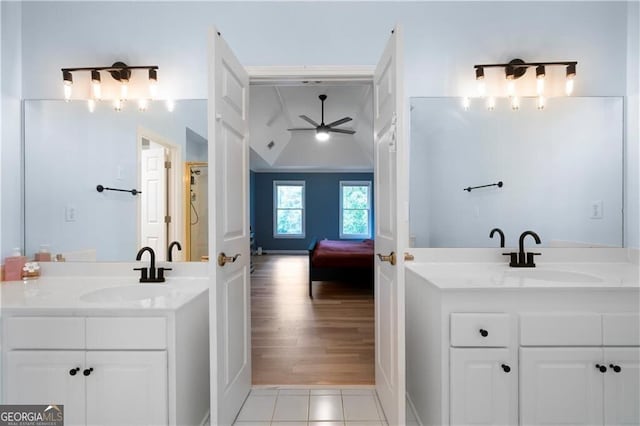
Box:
[450,348,517,426]
[208,27,251,426]
[5,351,85,426]
[140,146,167,260]
[85,351,167,426]
[604,347,640,425]
[520,347,603,426]
[373,25,406,426]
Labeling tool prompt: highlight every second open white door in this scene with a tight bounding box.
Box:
[373,25,407,426]
[208,27,252,426]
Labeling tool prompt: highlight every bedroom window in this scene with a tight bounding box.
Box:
[274,181,305,238]
[340,181,372,239]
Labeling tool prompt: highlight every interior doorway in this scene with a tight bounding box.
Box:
[184,162,209,261]
[137,127,182,261]
[247,80,376,386]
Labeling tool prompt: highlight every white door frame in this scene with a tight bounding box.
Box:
[136,127,184,253]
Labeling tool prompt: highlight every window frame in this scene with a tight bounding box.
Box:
[339,180,372,239]
[273,180,306,239]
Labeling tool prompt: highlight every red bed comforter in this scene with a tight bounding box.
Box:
[311,239,374,268]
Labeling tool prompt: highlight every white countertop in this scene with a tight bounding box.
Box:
[0,276,208,314]
[405,261,640,290]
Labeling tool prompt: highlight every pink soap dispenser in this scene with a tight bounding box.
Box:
[4,248,28,281]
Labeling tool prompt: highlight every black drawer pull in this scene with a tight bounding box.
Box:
[609,364,621,373]
[595,364,607,373]
[83,367,94,376]
[501,364,511,373]
[69,367,80,376]
[479,329,489,337]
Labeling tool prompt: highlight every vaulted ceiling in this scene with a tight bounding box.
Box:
[249,84,373,172]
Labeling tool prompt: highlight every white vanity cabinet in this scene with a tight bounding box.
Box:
[405,264,640,426]
[4,316,169,426]
[1,286,210,426]
[519,313,640,426]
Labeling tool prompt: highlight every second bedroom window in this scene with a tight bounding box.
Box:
[274,181,305,238]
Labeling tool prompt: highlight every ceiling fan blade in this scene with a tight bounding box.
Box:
[326,117,352,128]
[329,128,356,135]
[299,115,320,127]
[287,128,316,131]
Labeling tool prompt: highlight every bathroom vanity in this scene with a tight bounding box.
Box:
[1,274,209,426]
[405,250,640,426]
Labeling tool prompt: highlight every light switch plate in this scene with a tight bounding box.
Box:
[65,205,77,222]
[590,200,603,219]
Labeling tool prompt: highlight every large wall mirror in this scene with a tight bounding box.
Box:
[409,97,623,248]
[24,100,208,262]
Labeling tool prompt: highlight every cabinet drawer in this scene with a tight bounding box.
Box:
[5,317,85,349]
[451,313,510,347]
[86,317,167,349]
[603,313,640,346]
[520,313,602,346]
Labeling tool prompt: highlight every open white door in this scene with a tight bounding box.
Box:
[208,27,251,425]
[373,25,407,426]
[140,146,167,260]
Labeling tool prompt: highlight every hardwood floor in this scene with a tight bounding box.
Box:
[251,254,375,385]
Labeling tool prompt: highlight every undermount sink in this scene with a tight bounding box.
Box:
[80,284,173,303]
[505,269,603,283]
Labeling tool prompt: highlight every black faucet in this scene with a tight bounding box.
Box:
[503,230,542,268]
[134,246,171,283]
[489,228,505,248]
[168,241,182,262]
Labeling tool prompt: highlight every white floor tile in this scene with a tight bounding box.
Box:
[309,422,345,426]
[311,389,342,395]
[233,422,270,426]
[273,395,309,421]
[341,389,374,396]
[344,422,383,426]
[236,395,276,422]
[271,422,307,426]
[309,395,344,421]
[342,395,380,422]
[279,389,311,395]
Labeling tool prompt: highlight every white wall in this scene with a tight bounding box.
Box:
[1,1,22,260]
[626,1,639,248]
[3,1,635,251]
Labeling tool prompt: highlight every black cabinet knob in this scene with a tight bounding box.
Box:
[69,367,80,376]
[501,364,511,373]
[479,329,489,337]
[83,367,94,376]
[595,364,607,373]
[609,364,622,373]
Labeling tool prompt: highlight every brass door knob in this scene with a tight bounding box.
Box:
[377,252,396,266]
[217,252,241,267]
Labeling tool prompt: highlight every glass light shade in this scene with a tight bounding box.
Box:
[87,99,96,113]
[315,130,330,142]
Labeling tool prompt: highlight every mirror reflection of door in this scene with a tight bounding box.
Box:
[184,162,208,261]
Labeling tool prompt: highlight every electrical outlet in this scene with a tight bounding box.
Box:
[590,201,603,219]
[65,205,77,222]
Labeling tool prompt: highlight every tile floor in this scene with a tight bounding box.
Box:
[233,388,388,426]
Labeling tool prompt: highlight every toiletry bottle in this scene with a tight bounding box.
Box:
[34,245,52,262]
[4,248,28,281]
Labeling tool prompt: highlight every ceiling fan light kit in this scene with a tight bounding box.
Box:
[287,94,356,142]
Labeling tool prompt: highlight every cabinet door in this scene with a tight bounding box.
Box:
[450,348,517,425]
[520,348,603,426]
[5,351,86,425]
[85,351,167,425]
[604,347,640,425]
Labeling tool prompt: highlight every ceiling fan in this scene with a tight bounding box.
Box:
[287,94,356,141]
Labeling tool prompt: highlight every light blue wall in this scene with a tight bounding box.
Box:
[253,172,374,251]
[3,1,637,250]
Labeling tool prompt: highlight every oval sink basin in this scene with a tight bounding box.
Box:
[80,285,172,303]
[506,269,603,283]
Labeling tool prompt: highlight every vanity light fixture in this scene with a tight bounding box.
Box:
[474,58,577,98]
[61,62,159,110]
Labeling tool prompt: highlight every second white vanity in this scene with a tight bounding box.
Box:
[1,271,209,426]
[405,249,640,426]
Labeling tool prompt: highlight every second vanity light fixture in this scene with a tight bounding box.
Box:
[61,62,171,112]
[471,58,577,111]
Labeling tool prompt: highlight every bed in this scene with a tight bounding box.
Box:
[307,237,375,298]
